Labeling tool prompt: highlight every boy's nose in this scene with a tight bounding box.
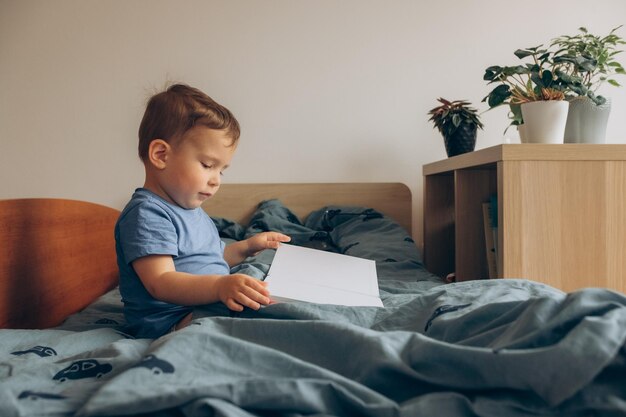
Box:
[208,173,221,186]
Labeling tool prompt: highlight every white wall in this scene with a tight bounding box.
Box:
[2,0,625,246]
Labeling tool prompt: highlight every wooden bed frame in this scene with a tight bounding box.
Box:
[0,183,411,329]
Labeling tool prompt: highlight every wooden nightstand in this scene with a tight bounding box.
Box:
[423,144,626,293]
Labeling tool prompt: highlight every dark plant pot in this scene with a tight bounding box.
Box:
[443,124,477,157]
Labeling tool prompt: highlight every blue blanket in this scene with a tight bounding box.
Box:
[1,200,625,416]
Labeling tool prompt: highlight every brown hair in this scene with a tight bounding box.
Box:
[138,84,240,161]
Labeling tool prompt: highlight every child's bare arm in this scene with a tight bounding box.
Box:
[132,255,270,311]
[224,231,291,267]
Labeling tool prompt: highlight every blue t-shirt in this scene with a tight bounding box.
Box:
[115,188,230,338]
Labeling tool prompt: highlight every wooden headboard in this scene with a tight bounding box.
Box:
[0,199,120,329]
[1,183,411,329]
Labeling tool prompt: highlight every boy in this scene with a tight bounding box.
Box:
[115,84,290,338]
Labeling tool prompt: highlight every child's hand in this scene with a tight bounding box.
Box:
[223,232,291,268]
[245,232,291,257]
[216,274,271,311]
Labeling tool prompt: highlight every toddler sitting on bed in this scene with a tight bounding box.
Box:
[115,84,290,338]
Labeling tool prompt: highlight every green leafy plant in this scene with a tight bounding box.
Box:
[427,98,484,138]
[483,46,569,109]
[482,45,578,129]
[551,25,626,105]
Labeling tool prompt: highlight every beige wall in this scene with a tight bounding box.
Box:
[2,0,626,245]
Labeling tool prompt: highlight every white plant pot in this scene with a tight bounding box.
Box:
[517,124,529,143]
[564,97,611,144]
[520,101,569,144]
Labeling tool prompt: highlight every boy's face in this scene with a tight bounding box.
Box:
[155,126,236,209]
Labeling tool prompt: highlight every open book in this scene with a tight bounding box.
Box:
[264,244,383,307]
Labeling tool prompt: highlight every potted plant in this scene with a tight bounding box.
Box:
[551,25,626,143]
[483,45,571,143]
[428,98,484,157]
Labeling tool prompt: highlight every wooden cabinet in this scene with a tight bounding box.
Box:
[423,144,626,293]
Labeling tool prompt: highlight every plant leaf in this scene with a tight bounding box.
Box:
[452,113,461,128]
[542,70,554,87]
[514,49,534,59]
[483,69,496,81]
[486,84,511,107]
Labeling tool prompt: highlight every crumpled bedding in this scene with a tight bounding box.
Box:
[1,200,625,417]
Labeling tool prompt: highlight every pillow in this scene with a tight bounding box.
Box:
[211,217,246,241]
[244,199,338,251]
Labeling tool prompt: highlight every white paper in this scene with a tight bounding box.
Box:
[265,244,383,307]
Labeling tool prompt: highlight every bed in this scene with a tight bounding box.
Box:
[1,182,625,417]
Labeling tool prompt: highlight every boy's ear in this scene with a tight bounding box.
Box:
[147,139,170,169]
